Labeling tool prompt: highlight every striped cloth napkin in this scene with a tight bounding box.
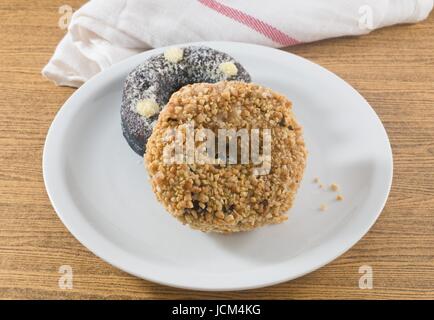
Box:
[42,0,433,87]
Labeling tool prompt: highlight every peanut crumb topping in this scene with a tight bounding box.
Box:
[145,81,307,233]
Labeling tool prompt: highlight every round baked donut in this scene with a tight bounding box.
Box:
[121,46,251,156]
[146,81,307,233]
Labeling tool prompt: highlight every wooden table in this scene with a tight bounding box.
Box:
[1,0,433,300]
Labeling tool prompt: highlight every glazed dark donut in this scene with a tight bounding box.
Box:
[121,46,251,156]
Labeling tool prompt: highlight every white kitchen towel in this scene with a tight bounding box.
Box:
[42,0,433,87]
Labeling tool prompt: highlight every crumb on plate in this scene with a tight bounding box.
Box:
[330,183,339,192]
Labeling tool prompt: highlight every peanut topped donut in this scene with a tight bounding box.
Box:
[146,81,307,233]
[121,46,251,156]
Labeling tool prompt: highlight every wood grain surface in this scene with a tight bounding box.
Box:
[0,0,433,300]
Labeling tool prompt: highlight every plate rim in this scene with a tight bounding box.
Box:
[43,41,393,291]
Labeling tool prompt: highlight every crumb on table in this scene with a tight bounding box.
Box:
[336,194,344,201]
[319,204,327,211]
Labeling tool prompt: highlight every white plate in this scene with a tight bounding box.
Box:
[43,41,393,291]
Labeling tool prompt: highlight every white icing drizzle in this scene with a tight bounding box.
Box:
[219,61,238,77]
[135,99,160,118]
[164,47,184,63]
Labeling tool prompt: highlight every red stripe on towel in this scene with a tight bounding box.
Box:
[197,0,301,46]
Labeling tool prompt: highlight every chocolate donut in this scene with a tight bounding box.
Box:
[121,46,251,156]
